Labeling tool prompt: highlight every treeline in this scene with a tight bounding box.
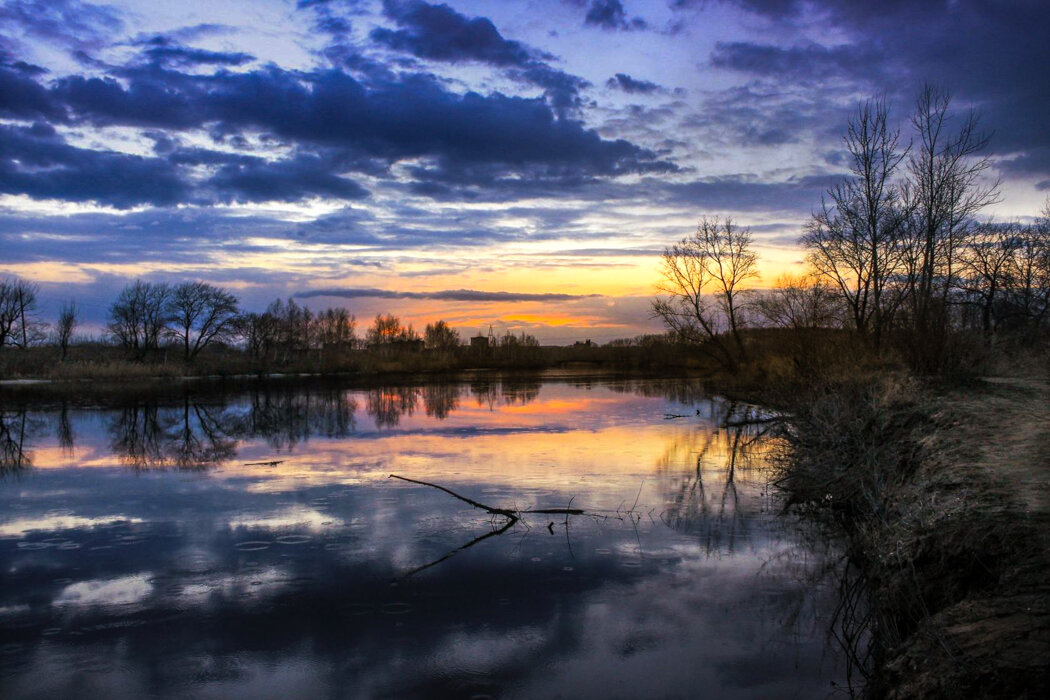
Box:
[654,85,1050,377]
[0,276,553,377]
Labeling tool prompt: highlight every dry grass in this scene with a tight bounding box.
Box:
[774,364,1050,698]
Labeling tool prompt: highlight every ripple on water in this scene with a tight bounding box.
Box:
[381,602,413,615]
[275,534,311,545]
[346,603,374,616]
[234,541,272,551]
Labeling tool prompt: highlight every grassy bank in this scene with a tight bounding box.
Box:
[773,365,1050,697]
[0,337,706,383]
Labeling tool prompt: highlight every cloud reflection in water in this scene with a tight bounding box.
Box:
[0,377,851,698]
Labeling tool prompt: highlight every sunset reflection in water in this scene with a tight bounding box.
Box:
[0,377,851,699]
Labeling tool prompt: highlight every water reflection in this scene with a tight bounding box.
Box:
[1,403,36,473]
[0,377,852,699]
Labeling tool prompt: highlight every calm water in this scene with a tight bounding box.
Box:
[0,376,850,699]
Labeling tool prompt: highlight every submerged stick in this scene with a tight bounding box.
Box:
[243,460,284,466]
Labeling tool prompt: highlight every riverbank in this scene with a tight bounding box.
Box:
[775,368,1050,698]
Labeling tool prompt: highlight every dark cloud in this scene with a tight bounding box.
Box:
[670,0,802,17]
[0,0,124,51]
[0,63,65,121]
[584,1,647,31]
[710,41,884,84]
[139,39,255,68]
[0,123,189,208]
[701,0,1050,180]
[509,64,590,117]
[297,288,603,302]
[606,73,661,94]
[371,0,541,66]
[204,153,370,203]
[44,64,669,197]
[0,122,371,208]
[54,72,202,129]
[368,1,589,116]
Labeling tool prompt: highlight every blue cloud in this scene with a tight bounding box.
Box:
[606,73,661,94]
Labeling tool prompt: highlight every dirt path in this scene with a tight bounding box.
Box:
[973,376,1050,515]
[884,374,1050,698]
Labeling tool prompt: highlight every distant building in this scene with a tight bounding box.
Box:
[470,335,490,350]
[573,340,593,347]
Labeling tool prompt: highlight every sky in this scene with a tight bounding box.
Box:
[1,0,1048,343]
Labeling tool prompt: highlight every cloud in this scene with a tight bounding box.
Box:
[701,0,1050,179]
[0,63,65,121]
[370,1,588,117]
[606,73,661,94]
[659,174,839,213]
[203,152,370,203]
[138,39,255,68]
[0,0,124,53]
[584,1,647,31]
[0,123,371,208]
[0,123,190,208]
[710,41,884,84]
[44,64,671,200]
[371,0,542,66]
[297,288,604,302]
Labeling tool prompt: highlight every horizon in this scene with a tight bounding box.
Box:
[2,0,1048,343]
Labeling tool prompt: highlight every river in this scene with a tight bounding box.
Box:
[0,376,852,699]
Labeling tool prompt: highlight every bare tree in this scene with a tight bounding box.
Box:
[753,273,842,330]
[0,277,43,349]
[958,224,1020,333]
[166,281,240,362]
[652,216,758,371]
[424,320,460,352]
[56,300,78,361]
[901,85,1000,366]
[366,314,418,346]
[108,281,171,359]
[802,97,907,351]
[0,279,18,348]
[315,307,356,352]
[1002,204,1050,332]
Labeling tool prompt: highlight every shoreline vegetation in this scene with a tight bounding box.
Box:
[770,361,1049,698]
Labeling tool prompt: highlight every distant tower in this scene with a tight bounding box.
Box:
[487,324,495,344]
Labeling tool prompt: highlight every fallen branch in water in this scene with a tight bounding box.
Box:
[243,460,285,466]
[388,474,585,516]
[388,474,646,579]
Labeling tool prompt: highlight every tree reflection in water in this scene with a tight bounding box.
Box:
[108,398,237,470]
[0,403,33,474]
[367,386,418,429]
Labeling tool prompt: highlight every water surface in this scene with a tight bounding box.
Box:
[1,377,849,699]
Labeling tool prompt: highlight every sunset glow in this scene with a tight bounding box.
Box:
[1,0,1045,341]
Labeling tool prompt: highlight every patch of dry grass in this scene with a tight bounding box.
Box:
[775,369,1050,698]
